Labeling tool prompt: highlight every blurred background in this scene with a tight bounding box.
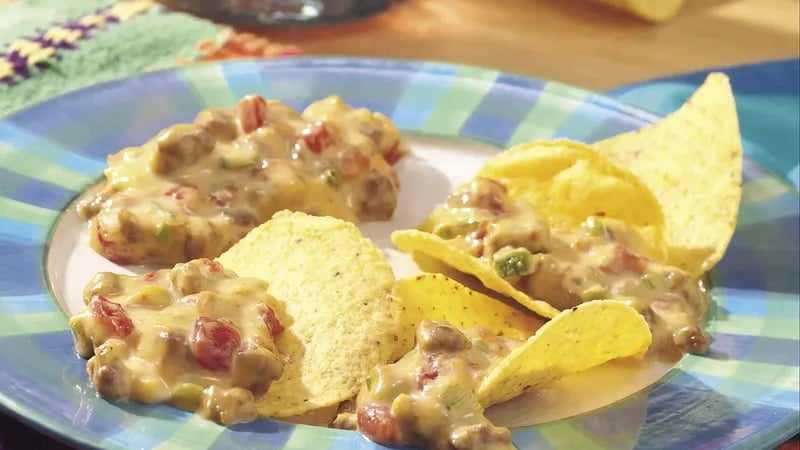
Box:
[0,0,798,114]
[159,0,800,89]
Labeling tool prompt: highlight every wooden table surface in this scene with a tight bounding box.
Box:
[255,0,800,91]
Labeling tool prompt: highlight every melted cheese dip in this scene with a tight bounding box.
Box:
[78,95,408,265]
[337,321,518,450]
[69,258,285,425]
[426,177,712,358]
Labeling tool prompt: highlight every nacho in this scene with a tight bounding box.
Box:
[476,139,667,262]
[594,73,743,275]
[392,229,561,319]
[347,300,651,449]
[68,258,286,425]
[477,300,652,406]
[217,210,414,417]
[393,176,711,357]
[78,95,407,266]
[394,273,544,341]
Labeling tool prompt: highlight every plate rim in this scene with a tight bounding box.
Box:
[0,56,797,450]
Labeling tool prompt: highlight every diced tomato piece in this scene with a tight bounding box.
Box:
[357,404,402,444]
[209,189,234,207]
[383,141,405,165]
[203,259,222,273]
[470,221,490,258]
[619,247,648,273]
[340,149,372,178]
[302,121,333,153]
[417,353,440,389]
[95,223,114,249]
[237,94,268,134]
[142,271,158,281]
[261,305,284,340]
[94,224,131,265]
[165,186,186,200]
[486,195,506,215]
[104,253,131,265]
[165,185,200,213]
[90,295,134,337]
[191,316,242,372]
[463,179,507,214]
[165,185,193,200]
[602,245,648,274]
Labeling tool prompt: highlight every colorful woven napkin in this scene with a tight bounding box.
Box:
[0,0,302,117]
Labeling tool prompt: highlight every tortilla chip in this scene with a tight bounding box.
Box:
[594,73,742,275]
[391,229,561,320]
[477,139,668,262]
[218,211,414,417]
[394,273,544,341]
[477,300,652,407]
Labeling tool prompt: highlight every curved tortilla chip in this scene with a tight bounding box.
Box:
[477,139,668,262]
[594,73,742,275]
[394,273,544,341]
[477,300,652,407]
[391,229,560,319]
[218,211,414,417]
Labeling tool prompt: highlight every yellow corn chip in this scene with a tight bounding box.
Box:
[218,211,414,417]
[594,73,743,275]
[477,300,651,407]
[391,229,561,319]
[394,273,544,341]
[477,139,668,262]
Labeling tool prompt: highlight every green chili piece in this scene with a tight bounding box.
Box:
[439,383,482,417]
[155,224,172,246]
[322,168,343,187]
[221,146,258,169]
[493,247,535,278]
[580,285,609,301]
[433,220,481,240]
[581,216,605,237]
[170,383,205,412]
[69,316,93,358]
[432,223,455,239]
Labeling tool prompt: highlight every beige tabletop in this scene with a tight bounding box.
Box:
[257,0,800,91]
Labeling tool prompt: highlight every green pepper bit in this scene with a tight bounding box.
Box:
[322,168,343,187]
[581,216,606,237]
[155,224,172,246]
[433,223,456,239]
[493,247,535,279]
[433,220,481,240]
[170,382,206,412]
[69,315,94,358]
[390,393,414,417]
[438,383,483,417]
[220,145,259,169]
[641,273,657,289]
[580,284,609,301]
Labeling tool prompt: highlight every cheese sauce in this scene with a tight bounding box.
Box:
[78,95,408,265]
[338,321,519,450]
[426,177,712,358]
[69,258,285,425]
